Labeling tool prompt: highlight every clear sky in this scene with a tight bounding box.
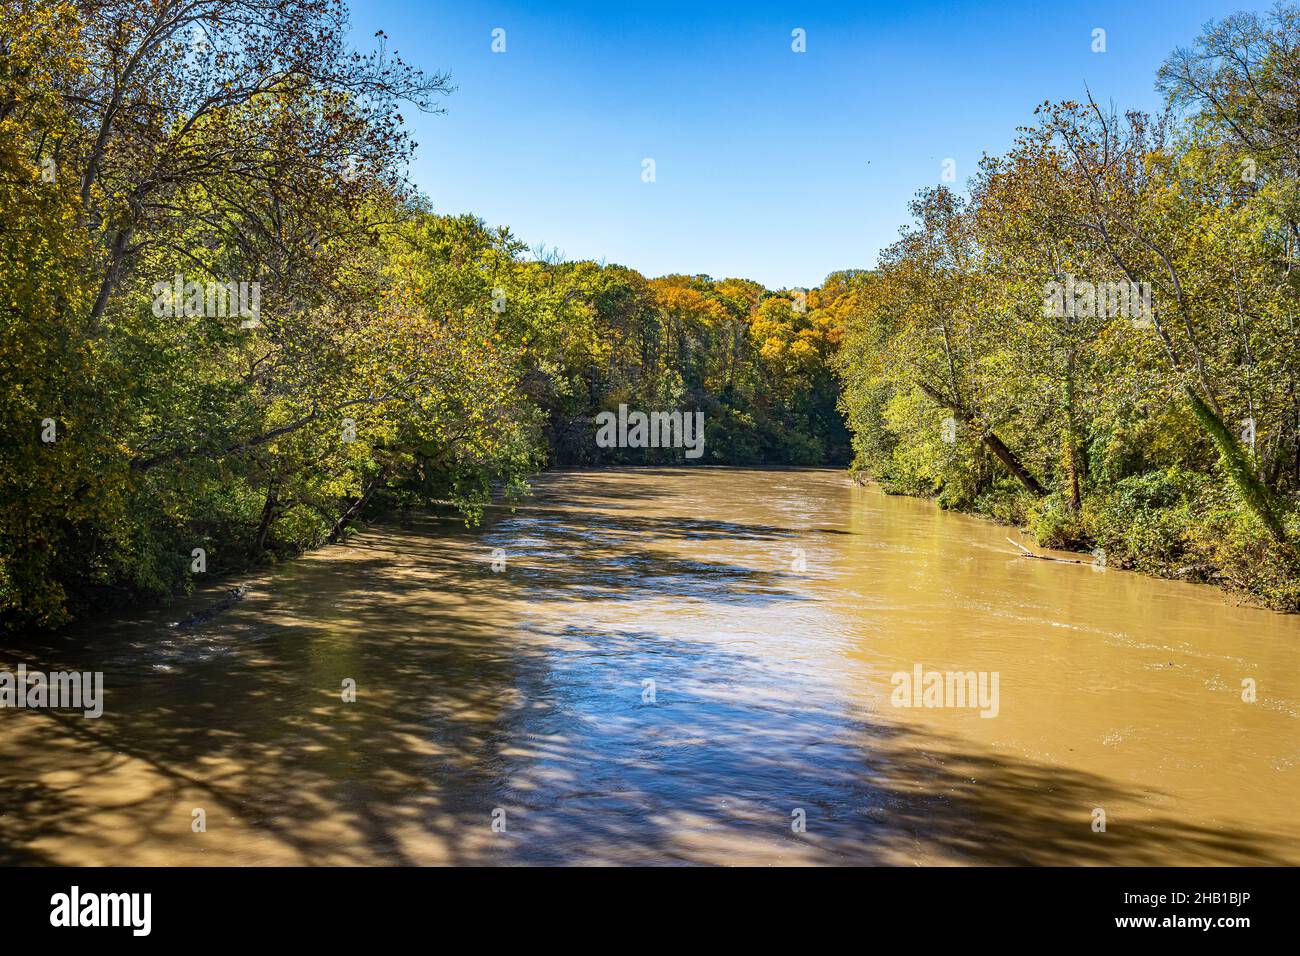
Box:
[348,0,1272,289]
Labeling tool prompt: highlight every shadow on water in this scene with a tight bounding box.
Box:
[0,482,1292,865]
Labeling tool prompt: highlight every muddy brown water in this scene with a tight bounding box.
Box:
[2,467,1297,865]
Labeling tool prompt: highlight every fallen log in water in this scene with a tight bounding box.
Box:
[1005,536,1088,565]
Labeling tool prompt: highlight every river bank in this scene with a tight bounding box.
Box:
[854,470,1300,614]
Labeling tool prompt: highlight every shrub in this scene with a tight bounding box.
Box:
[1084,468,1205,575]
[1027,493,1088,549]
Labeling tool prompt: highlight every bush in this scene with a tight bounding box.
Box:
[1083,468,1204,575]
[1185,498,1300,611]
[972,478,1031,526]
[1027,493,1088,549]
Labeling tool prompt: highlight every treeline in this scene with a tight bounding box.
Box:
[8,0,1297,628]
[831,7,1300,610]
[0,1,845,629]
[508,263,848,469]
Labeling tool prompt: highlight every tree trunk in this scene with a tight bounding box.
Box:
[916,381,1046,496]
[1064,360,1083,511]
[255,479,278,552]
[1185,386,1289,546]
[981,430,1047,497]
[328,468,388,543]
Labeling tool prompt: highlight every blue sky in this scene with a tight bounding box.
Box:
[349,0,1271,289]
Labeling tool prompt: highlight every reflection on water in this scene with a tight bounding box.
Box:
[1,467,1298,865]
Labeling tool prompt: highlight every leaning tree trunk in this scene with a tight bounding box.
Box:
[980,430,1048,497]
[328,467,389,544]
[1185,387,1289,546]
[916,381,1046,496]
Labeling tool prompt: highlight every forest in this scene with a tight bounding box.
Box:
[3,0,1300,629]
[0,0,847,628]
[835,9,1300,612]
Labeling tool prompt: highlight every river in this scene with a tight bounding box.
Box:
[1,467,1297,865]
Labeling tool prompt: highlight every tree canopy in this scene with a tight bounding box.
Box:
[4,1,1300,627]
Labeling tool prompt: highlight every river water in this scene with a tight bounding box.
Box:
[2,467,1297,865]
